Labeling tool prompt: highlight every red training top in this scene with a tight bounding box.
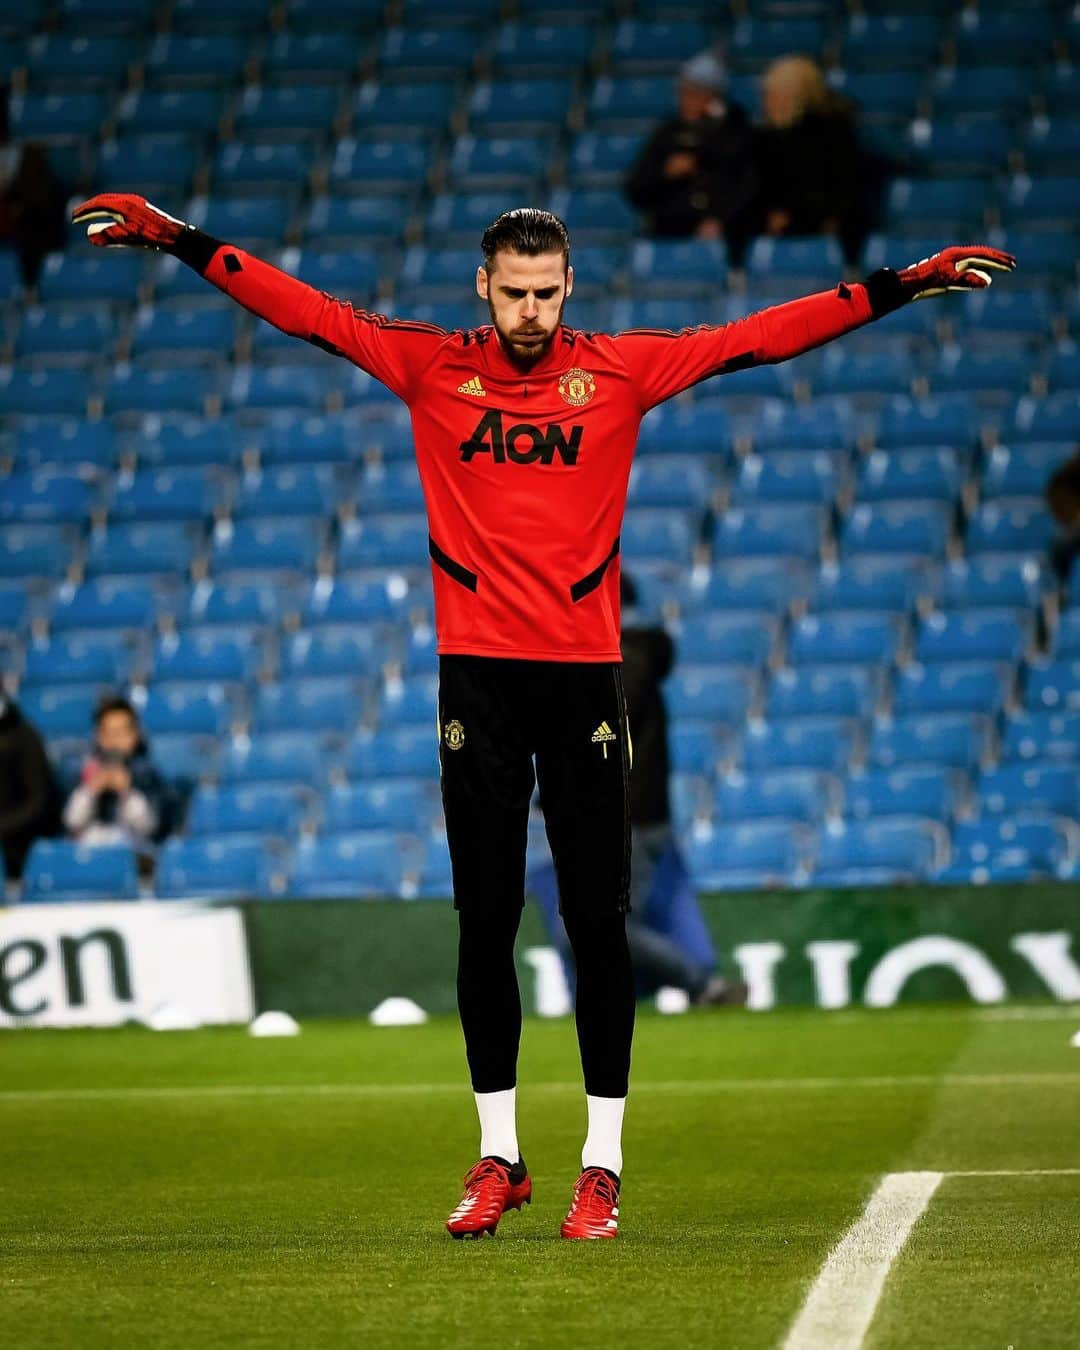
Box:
[201,246,877,662]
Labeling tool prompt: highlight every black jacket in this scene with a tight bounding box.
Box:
[625,100,758,239]
[620,625,675,827]
[0,700,61,878]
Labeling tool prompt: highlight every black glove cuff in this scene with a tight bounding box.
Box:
[863,267,909,318]
[171,225,224,275]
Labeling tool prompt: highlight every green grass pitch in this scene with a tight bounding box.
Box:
[3,1005,1078,1349]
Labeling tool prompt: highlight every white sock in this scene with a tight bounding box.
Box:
[474,1088,519,1163]
[582,1094,626,1175]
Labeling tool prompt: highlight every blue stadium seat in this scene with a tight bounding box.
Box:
[766,665,879,719]
[152,630,257,684]
[402,0,499,25]
[355,80,456,134]
[254,413,353,467]
[324,779,436,832]
[635,403,729,457]
[221,731,329,786]
[140,685,231,736]
[548,188,637,242]
[828,70,922,123]
[629,239,727,296]
[953,8,1054,66]
[994,230,1077,284]
[690,559,811,612]
[212,518,324,574]
[281,0,383,31]
[357,461,426,515]
[337,515,428,569]
[213,140,314,190]
[843,502,949,559]
[1009,393,1080,444]
[687,821,809,890]
[61,0,157,34]
[330,138,431,194]
[16,307,116,362]
[1024,657,1080,712]
[0,371,91,419]
[280,629,383,680]
[186,784,302,838]
[966,500,1053,555]
[845,765,959,822]
[154,726,221,785]
[116,88,223,134]
[0,524,75,578]
[187,578,292,628]
[931,67,1035,119]
[0,586,30,633]
[157,837,275,899]
[874,395,977,450]
[289,831,409,900]
[815,349,912,400]
[306,195,406,245]
[915,609,1028,665]
[622,510,695,564]
[675,613,775,667]
[13,419,116,472]
[978,762,1078,818]
[21,633,129,688]
[744,398,855,454]
[1003,175,1080,229]
[746,235,843,284]
[343,726,439,778]
[907,118,1013,178]
[788,613,899,666]
[868,713,988,769]
[665,666,754,724]
[227,363,335,411]
[0,470,92,525]
[85,522,199,578]
[234,84,340,134]
[730,452,835,505]
[812,818,942,886]
[1047,344,1080,394]
[669,720,722,776]
[19,685,102,737]
[145,34,249,84]
[893,662,1007,716]
[131,306,236,362]
[380,26,477,75]
[254,677,363,734]
[1024,117,1080,175]
[469,79,573,134]
[1002,709,1080,764]
[939,556,1046,610]
[233,466,340,519]
[841,14,940,70]
[1053,608,1080,660]
[51,579,158,633]
[964,288,1056,341]
[938,815,1076,884]
[886,177,993,232]
[981,444,1073,500]
[285,249,378,303]
[587,76,672,130]
[812,559,927,614]
[302,573,411,626]
[10,90,107,137]
[261,31,361,81]
[857,448,962,504]
[493,22,590,75]
[191,197,293,246]
[172,0,271,33]
[740,717,854,772]
[714,505,823,562]
[715,768,832,824]
[109,469,216,524]
[107,368,215,417]
[611,19,709,72]
[23,841,138,902]
[568,132,643,189]
[449,135,550,191]
[379,673,438,728]
[100,134,200,196]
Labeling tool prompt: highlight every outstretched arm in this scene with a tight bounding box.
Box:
[72,193,444,402]
[614,244,1017,412]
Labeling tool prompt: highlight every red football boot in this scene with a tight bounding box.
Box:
[445,1155,531,1239]
[560,1166,621,1240]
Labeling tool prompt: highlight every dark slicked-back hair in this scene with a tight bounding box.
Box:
[481,208,570,273]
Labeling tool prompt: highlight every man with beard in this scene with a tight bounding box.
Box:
[72,190,1014,1241]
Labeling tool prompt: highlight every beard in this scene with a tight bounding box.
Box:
[487,294,567,369]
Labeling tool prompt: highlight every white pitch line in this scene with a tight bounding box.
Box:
[782,1171,943,1350]
[948,1168,1080,1178]
[0,1071,1075,1105]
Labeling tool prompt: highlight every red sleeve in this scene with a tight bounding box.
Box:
[613,282,875,412]
[201,244,445,403]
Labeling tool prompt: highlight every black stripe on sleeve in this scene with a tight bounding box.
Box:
[429,534,478,592]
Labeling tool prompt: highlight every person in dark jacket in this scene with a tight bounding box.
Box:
[1047,450,1080,583]
[0,692,61,881]
[753,56,867,267]
[2,142,69,289]
[63,696,168,852]
[625,50,758,266]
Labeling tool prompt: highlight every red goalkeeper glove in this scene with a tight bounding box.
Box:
[72,192,221,274]
[71,192,188,250]
[896,244,1017,301]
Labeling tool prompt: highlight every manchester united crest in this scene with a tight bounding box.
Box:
[558,368,596,407]
[444,719,465,750]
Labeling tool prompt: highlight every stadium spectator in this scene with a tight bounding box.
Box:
[753,56,867,266]
[1,143,68,289]
[625,50,758,266]
[63,697,168,853]
[1047,450,1080,583]
[0,691,61,883]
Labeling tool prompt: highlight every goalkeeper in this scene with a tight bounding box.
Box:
[73,190,1014,1241]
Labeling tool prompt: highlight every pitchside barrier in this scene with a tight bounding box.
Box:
[1,883,1078,1028]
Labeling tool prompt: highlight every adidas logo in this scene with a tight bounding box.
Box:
[457,376,486,398]
[591,720,617,759]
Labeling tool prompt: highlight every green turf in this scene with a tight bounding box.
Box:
[2,1005,1078,1349]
